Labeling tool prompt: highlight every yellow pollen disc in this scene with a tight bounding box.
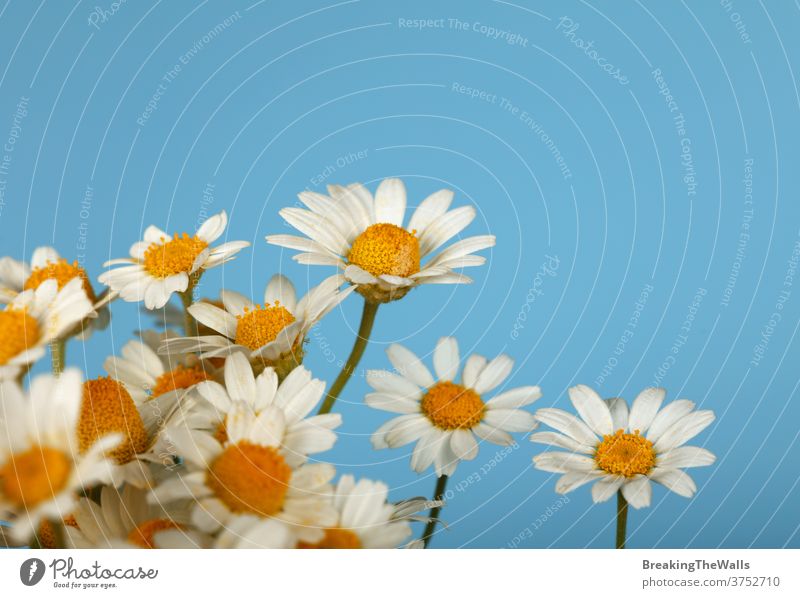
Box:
[63,514,78,528]
[347,223,420,278]
[206,441,291,517]
[0,308,41,366]
[298,527,362,549]
[142,233,208,279]
[77,377,149,464]
[37,520,59,549]
[594,429,656,477]
[0,446,71,507]
[234,302,296,351]
[24,258,97,302]
[151,364,210,397]
[420,381,484,430]
[127,518,183,549]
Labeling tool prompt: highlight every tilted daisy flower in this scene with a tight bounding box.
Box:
[165,352,341,467]
[103,330,214,404]
[150,402,337,544]
[369,337,541,477]
[0,370,120,543]
[160,273,354,375]
[297,475,438,549]
[531,385,716,509]
[98,210,249,310]
[0,278,95,380]
[0,247,111,336]
[266,178,495,303]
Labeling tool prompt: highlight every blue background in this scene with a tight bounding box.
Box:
[0,0,798,548]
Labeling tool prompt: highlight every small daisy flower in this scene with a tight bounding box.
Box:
[0,370,120,543]
[297,475,438,549]
[266,178,495,303]
[150,402,337,544]
[0,247,110,337]
[531,385,716,508]
[166,352,341,467]
[98,210,249,310]
[160,273,354,374]
[369,337,541,476]
[0,278,95,380]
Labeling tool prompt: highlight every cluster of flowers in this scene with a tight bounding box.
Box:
[0,179,716,549]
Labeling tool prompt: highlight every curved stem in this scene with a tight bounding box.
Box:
[616,489,628,549]
[50,339,66,376]
[421,474,448,548]
[317,299,379,415]
[179,286,197,337]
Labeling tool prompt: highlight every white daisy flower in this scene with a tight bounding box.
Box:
[531,385,716,508]
[98,210,249,310]
[0,278,96,380]
[368,337,541,476]
[155,514,290,549]
[150,402,337,544]
[165,352,341,468]
[0,370,120,543]
[160,273,354,374]
[266,178,495,303]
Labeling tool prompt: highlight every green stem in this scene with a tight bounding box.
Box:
[317,299,379,415]
[421,475,448,548]
[179,286,197,337]
[50,339,66,376]
[616,489,628,549]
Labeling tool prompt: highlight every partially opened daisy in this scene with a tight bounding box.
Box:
[0,278,95,380]
[531,385,716,548]
[160,274,353,376]
[98,210,249,310]
[150,402,337,544]
[0,370,120,543]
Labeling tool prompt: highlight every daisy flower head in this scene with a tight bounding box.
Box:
[531,385,716,509]
[98,210,249,310]
[150,402,337,544]
[0,278,95,380]
[160,273,354,376]
[266,178,495,303]
[0,370,120,543]
[369,337,541,477]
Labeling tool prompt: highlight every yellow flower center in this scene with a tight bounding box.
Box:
[420,381,484,430]
[0,446,72,507]
[151,364,210,398]
[0,308,40,366]
[347,223,420,278]
[127,518,183,548]
[77,377,149,464]
[298,527,362,549]
[142,233,208,278]
[234,302,296,351]
[594,429,656,477]
[206,441,291,517]
[24,258,97,302]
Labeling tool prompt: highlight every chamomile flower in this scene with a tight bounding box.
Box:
[0,370,120,543]
[150,402,337,544]
[160,274,354,374]
[166,352,341,467]
[98,210,249,310]
[0,278,95,380]
[531,385,716,508]
[369,337,541,476]
[266,178,495,303]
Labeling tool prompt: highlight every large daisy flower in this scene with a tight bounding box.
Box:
[166,352,341,467]
[98,210,249,310]
[160,274,354,374]
[0,370,120,543]
[369,337,541,477]
[531,385,716,508]
[0,278,95,380]
[266,178,495,303]
[150,402,337,544]
[0,246,111,337]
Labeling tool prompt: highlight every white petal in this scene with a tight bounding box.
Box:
[473,354,513,394]
[449,429,478,460]
[188,302,237,337]
[653,410,715,453]
[606,397,629,431]
[433,337,459,381]
[621,475,652,508]
[645,399,696,444]
[657,446,716,469]
[220,289,253,317]
[487,386,542,409]
[386,344,435,388]
[532,452,596,473]
[483,409,537,432]
[529,431,593,454]
[650,468,697,498]
[223,352,256,403]
[365,370,421,400]
[374,178,406,226]
[592,477,624,503]
[535,408,599,446]
[196,210,227,243]
[628,387,666,434]
[264,274,297,312]
[569,384,613,436]
[408,189,453,234]
[462,354,487,388]
[556,471,602,494]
